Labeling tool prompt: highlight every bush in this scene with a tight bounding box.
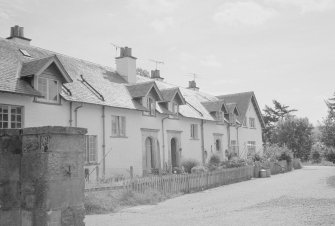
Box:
[191,165,208,174]
[278,148,293,163]
[181,158,200,174]
[292,158,303,169]
[208,154,221,166]
[310,149,321,163]
[263,144,283,162]
[172,167,184,174]
[325,147,335,163]
[220,157,247,169]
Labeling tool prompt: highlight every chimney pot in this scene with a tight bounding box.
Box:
[151,69,164,81]
[187,80,199,91]
[115,46,137,84]
[7,25,31,45]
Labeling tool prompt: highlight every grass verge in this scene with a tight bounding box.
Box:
[85,189,178,215]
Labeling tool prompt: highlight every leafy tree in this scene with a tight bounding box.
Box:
[136,68,150,77]
[275,117,314,160]
[263,100,297,143]
[320,95,335,147]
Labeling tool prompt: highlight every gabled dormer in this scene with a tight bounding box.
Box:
[201,100,228,124]
[126,81,163,116]
[226,103,240,125]
[159,87,186,118]
[20,55,72,104]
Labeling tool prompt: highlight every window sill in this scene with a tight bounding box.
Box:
[190,138,199,140]
[33,99,61,105]
[110,136,128,138]
[142,113,156,117]
[249,127,256,129]
[84,162,99,166]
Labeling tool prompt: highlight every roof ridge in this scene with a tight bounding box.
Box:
[0,37,114,72]
[217,91,254,97]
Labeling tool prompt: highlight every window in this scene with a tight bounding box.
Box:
[147,97,156,116]
[37,77,59,103]
[0,105,23,129]
[85,135,97,163]
[230,140,238,154]
[111,115,126,137]
[172,102,179,115]
[249,117,255,128]
[215,139,222,152]
[190,124,198,139]
[243,118,247,127]
[19,49,31,57]
[247,141,256,155]
[216,111,223,121]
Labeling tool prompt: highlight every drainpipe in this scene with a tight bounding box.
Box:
[201,119,205,165]
[161,116,169,171]
[74,103,83,127]
[69,102,73,127]
[102,106,106,178]
[236,124,242,157]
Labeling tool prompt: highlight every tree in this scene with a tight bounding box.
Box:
[262,100,297,144]
[136,68,150,77]
[275,117,314,160]
[320,94,335,147]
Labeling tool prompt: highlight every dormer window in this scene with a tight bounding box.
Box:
[147,97,156,116]
[172,101,179,115]
[216,111,223,121]
[243,118,247,127]
[20,55,73,105]
[37,77,60,103]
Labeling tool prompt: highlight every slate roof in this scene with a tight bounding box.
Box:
[160,87,186,105]
[217,92,265,128]
[20,56,54,77]
[201,100,227,113]
[0,37,263,125]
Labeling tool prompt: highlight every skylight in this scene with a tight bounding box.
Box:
[19,49,31,57]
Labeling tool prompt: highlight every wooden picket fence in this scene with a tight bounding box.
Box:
[86,166,254,194]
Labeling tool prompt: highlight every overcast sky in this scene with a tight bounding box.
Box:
[0,0,334,124]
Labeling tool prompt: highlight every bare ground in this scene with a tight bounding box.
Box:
[85,166,335,226]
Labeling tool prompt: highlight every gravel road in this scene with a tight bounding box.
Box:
[85,166,335,226]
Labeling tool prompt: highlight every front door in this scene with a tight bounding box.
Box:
[171,138,177,167]
[145,137,155,170]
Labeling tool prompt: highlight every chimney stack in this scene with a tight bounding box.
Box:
[187,80,199,91]
[115,47,137,84]
[7,25,31,45]
[151,69,164,81]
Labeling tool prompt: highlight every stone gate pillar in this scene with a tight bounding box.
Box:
[0,126,87,226]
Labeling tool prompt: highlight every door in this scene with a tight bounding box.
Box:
[145,137,155,169]
[171,138,177,167]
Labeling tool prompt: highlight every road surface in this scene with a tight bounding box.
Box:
[85,166,335,226]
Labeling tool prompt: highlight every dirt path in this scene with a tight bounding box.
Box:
[85,166,335,226]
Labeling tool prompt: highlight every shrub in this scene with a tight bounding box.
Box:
[253,153,263,162]
[181,158,200,174]
[208,154,221,166]
[220,157,247,169]
[310,149,321,163]
[292,158,303,169]
[277,147,293,163]
[172,167,184,174]
[325,147,335,163]
[263,144,282,162]
[191,165,208,174]
[226,157,247,168]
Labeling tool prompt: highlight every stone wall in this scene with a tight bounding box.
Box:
[0,126,87,226]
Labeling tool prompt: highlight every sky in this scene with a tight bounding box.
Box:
[0,0,334,125]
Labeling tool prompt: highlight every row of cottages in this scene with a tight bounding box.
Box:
[0,26,265,180]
